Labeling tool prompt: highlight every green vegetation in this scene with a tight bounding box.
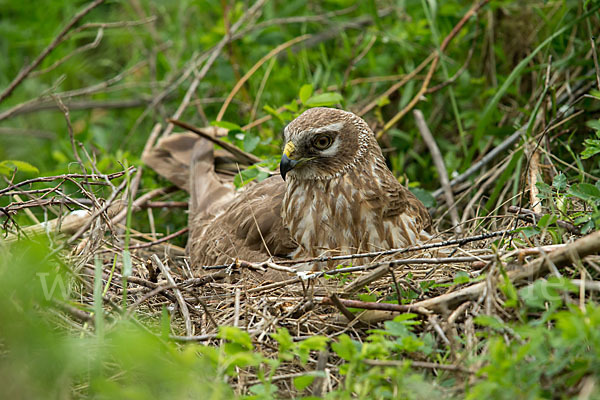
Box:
[1,0,600,398]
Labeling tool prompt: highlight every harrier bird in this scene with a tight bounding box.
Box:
[144,107,432,271]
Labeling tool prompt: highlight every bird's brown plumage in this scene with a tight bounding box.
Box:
[144,108,431,272]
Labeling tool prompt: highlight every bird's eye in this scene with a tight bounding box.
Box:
[313,135,333,150]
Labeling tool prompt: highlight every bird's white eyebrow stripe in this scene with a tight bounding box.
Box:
[305,122,345,135]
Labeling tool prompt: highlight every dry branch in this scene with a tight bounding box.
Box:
[414,109,461,233]
[431,127,526,199]
[507,205,580,234]
[168,118,261,165]
[406,229,600,313]
[0,0,106,103]
[376,0,490,137]
[151,254,193,336]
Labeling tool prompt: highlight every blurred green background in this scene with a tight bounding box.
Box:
[1,0,600,398]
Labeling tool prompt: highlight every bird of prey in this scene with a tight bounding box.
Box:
[144,107,432,271]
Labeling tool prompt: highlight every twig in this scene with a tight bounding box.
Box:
[277,230,513,266]
[171,330,262,342]
[125,284,177,318]
[322,255,495,277]
[414,109,461,234]
[168,118,261,165]
[0,169,133,197]
[0,127,55,139]
[376,0,490,136]
[0,0,106,103]
[31,28,105,78]
[67,176,129,244]
[363,359,474,374]
[321,297,429,314]
[358,54,435,117]
[53,96,87,177]
[431,127,526,199]
[52,299,94,323]
[203,231,513,271]
[507,205,580,234]
[161,0,267,138]
[68,16,157,37]
[328,294,357,322]
[216,34,312,121]
[591,36,600,91]
[233,288,241,327]
[111,187,174,225]
[129,227,189,249]
[405,229,600,312]
[151,254,193,336]
[0,98,153,119]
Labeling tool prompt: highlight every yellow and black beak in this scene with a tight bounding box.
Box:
[280,141,299,181]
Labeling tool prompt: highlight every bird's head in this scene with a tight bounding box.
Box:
[280,107,374,181]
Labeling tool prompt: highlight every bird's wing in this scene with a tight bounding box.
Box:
[367,170,433,234]
[142,133,199,191]
[188,175,298,267]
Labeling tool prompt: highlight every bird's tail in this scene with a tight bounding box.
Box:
[142,132,235,217]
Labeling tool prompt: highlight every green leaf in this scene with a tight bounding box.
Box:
[537,214,558,229]
[293,375,315,391]
[535,181,552,199]
[0,160,39,176]
[248,383,277,397]
[581,136,600,159]
[358,293,377,302]
[377,95,390,107]
[453,271,470,284]
[271,328,293,354]
[299,84,313,104]
[409,187,436,208]
[233,168,259,188]
[552,173,567,191]
[211,120,242,131]
[586,119,600,131]
[283,100,298,112]
[243,132,260,153]
[567,183,600,202]
[304,92,343,107]
[218,326,253,350]
[518,226,541,238]
[122,250,132,278]
[331,334,358,361]
[263,104,284,122]
[474,315,505,330]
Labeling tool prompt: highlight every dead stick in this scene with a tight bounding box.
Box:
[414,109,461,234]
[151,254,193,336]
[328,294,358,322]
[0,169,132,197]
[168,118,261,165]
[507,205,580,234]
[408,229,600,312]
[0,0,106,104]
[129,227,189,249]
[67,177,129,244]
[322,297,421,313]
[376,0,489,136]
[216,34,312,121]
[202,232,512,271]
[431,127,526,198]
[363,359,473,374]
